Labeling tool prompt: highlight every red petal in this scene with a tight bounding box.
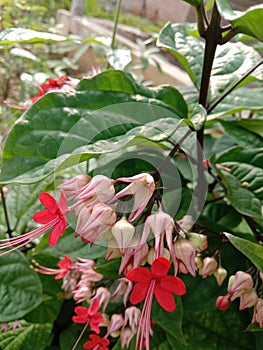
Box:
[130,282,149,304]
[88,299,100,315]
[48,222,62,246]
[160,276,186,296]
[90,313,104,334]
[33,210,55,224]
[154,284,176,312]
[126,267,152,283]
[38,192,57,213]
[58,191,67,212]
[151,257,170,278]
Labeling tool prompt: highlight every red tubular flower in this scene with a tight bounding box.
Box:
[33,192,67,246]
[83,334,110,350]
[72,299,103,334]
[126,257,186,312]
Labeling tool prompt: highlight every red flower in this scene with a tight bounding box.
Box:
[83,334,110,350]
[33,192,67,246]
[72,299,103,334]
[126,257,186,312]
[56,255,72,279]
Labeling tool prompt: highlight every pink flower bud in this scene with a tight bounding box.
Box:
[124,306,141,332]
[116,173,155,221]
[120,327,135,349]
[213,267,227,287]
[239,289,258,310]
[174,239,196,277]
[108,314,124,335]
[216,295,230,310]
[75,203,116,244]
[202,257,218,278]
[76,175,115,205]
[228,271,253,300]
[58,174,91,199]
[111,217,135,255]
[252,299,263,328]
[91,287,111,312]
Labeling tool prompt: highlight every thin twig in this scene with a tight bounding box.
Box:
[207,58,263,114]
[1,187,12,238]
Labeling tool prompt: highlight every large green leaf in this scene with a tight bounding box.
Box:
[209,88,263,120]
[220,171,262,221]
[216,147,263,200]
[0,251,42,322]
[0,320,52,350]
[179,274,258,349]
[152,298,186,346]
[224,232,263,271]
[157,23,262,100]
[219,120,263,149]
[157,23,203,86]
[0,28,67,45]
[0,71,188,184]
[216,0,263,42]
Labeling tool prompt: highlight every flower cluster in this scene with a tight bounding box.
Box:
[0,171,224,349]
[216,270,263,329]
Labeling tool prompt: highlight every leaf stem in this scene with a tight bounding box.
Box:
[207,58,263,114]
[1,187,12,238]
[196,3,222,211]
[111,0,122,50]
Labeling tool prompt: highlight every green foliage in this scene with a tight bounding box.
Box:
[0,1,263,349]
[0,251,43,322]
[0,320,53,350]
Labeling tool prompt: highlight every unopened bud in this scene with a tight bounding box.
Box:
[213,267,227,286]
[239,289,258,310]
[202,257,218,278]
[216,295,230,310]
[111,217,135,255]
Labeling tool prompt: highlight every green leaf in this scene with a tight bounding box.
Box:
[95,258,122,280]
[219,120,263,149]
[0,28,67,45]
[216,147,263,200]
[152,298,186,346]
[209,88,263,119]
[224,232,263,271]
[0,320,52,350]
[216,0,263,42]
[157,23,203,86]
[0,251,42,322]
[220,171,262,221]
[179,274,256,349]
[157,23,262,99]
[190,104,207,130]
[0,71,188,184]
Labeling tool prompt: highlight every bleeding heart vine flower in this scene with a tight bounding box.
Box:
[83,334,110,350]
[126,257,186,350]
[0,192,68,255]
[72,299,103,334]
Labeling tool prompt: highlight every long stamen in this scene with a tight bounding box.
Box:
[136,280,155,350]
[0,220,57,256]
